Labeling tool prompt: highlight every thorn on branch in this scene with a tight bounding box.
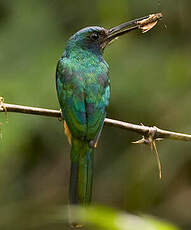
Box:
[0,97,5,111]
[0,97,8,122]
[132,125,162,179]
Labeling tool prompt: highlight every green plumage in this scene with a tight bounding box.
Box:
[55,14,155,227]
[56,27,110,205]
[70,137,93,204]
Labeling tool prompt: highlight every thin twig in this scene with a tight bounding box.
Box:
[152,141,162,179]
[1,101,191,142]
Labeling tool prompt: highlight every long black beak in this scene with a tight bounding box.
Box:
[105,13,162,45]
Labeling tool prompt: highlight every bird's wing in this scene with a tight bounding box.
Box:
[56,59,87,139]
[85,71,110,140]
[56,58,110,141]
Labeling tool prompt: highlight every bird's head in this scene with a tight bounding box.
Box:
[66,15,149,55]
[67,26,108,53]
[65,14,162,56]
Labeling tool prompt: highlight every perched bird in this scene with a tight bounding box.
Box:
[56,15,154,211]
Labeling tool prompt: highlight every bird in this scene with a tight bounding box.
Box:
[56,15,153,226]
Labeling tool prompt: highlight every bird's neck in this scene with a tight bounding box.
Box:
[64,43,104,63]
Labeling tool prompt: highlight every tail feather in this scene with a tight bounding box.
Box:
[69,137,94,205]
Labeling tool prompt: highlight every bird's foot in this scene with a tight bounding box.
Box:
[58,109,63,121]
[89,140,97,149]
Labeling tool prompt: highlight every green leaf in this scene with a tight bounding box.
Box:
[64,205,180,230]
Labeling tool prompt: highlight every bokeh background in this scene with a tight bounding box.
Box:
[0,0,191,229]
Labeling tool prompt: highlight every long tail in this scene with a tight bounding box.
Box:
[69,137,94,206]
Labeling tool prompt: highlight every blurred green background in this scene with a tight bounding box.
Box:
[0,0,191,229]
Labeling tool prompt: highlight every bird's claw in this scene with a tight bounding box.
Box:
[58,109,63,121]
[89,140,97,149]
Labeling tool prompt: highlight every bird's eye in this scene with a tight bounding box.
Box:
[90,32,99,40]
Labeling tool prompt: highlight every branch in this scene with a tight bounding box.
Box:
[1,99,191,142]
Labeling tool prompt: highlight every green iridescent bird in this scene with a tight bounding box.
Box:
[56,15,151,207]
